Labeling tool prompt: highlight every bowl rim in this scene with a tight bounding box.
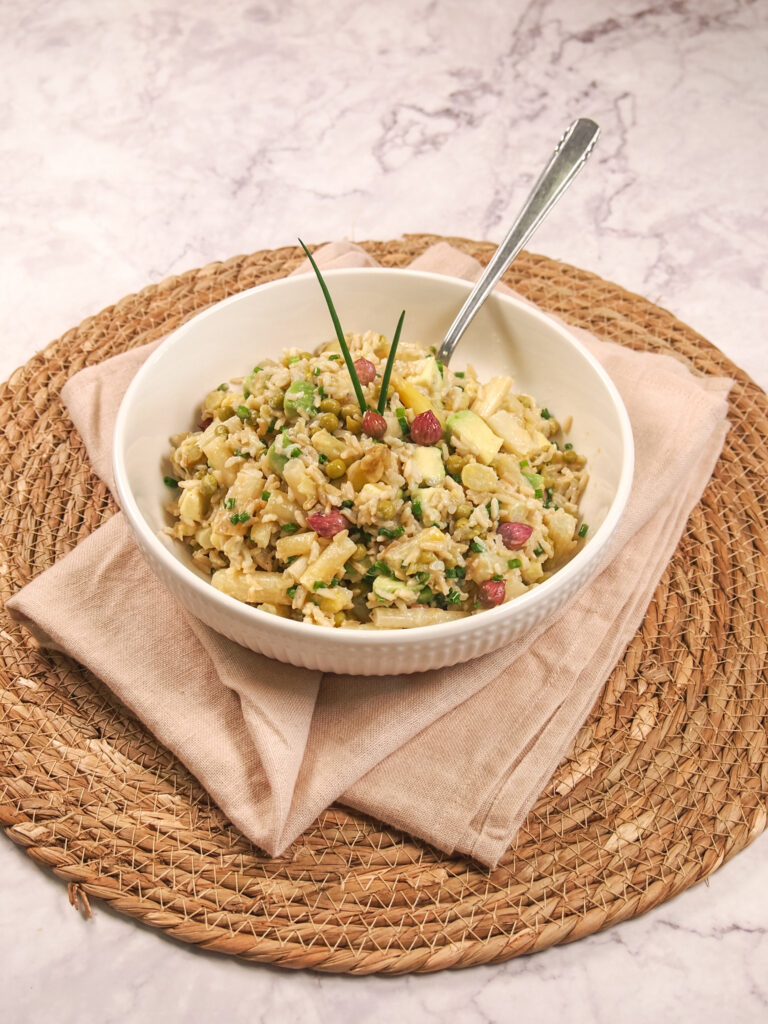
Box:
[113,267,635,646]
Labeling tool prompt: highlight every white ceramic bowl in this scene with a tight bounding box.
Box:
[113,269,634,675]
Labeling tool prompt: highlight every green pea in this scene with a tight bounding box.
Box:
[199,473,218,497]
[377,499,395,520]
[318,412,340,432]
[325,458,347,479]
[445,454,465,476]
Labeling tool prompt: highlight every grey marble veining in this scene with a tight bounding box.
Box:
[2,1,767,1020]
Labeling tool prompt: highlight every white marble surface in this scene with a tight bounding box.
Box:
[2,0,767,1020]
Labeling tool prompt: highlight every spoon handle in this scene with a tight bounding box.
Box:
[437,118,600,365]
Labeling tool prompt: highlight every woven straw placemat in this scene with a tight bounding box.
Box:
[1,235,766,974]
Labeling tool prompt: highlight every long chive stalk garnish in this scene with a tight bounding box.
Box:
[377,310,405,415]
[298,238,367,414]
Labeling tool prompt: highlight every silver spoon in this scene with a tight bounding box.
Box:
[437,118,600,365]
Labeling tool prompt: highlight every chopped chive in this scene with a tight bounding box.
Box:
[508,558,522,569]
[243,388,251,399]
[541,408,551,420]
[485,501,493,515]
[266,417,277,434]
[313,366,322,376]
[236,405,251,420]
[318,453,329,464]
[416,571,430,585]
[446,588,462,605]
[418,587,433,603]
[436,360,444,377]
[229,513,240,524]
[470,539,485,553]
[378,526,404,539]
[286,555,298,565]
[445,566,466,579]
[225,497,236,509]
[533,545,544,557]
[252,366,262,373]
[377,309,406,414]
[396,407,410,435]
[564,442,573,450]
[412,499,422,517]
[578,523,589,538]
[366,560,393,578]
[519,459,529,469]
[261,490,271,501]
[287,585,298,598]
[281,523,299,534]
[289,447,302,459]
[341,499,354,508]
[163,476,178,488]
[491,574,504,582]
[534,489,543,499]
[288,355,301,364]
[328,353,341,361]
[238,511,250,523]
[217,383,228,391]
[317,386,327,398]
[299,239,367,413]
[312,581,328,591]
[454,371,465,379]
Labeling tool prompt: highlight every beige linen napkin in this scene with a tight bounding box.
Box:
[6,243,732,866]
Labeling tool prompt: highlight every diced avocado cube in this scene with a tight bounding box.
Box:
[267,444,287,476]
[283,380,315,417]
[411,446,445,486]
[446,409,503,465]
[267,432,295,477]
[372,575,421,604]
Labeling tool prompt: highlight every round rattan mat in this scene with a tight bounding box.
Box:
[1,236,766,974]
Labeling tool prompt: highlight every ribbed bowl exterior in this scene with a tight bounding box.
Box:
[133,524,596,674]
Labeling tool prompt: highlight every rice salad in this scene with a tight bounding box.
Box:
[163,331,589,630]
